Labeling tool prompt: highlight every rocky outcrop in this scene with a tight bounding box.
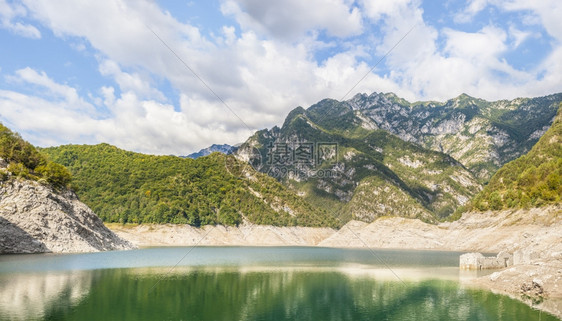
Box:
[0,179,133,253]
[471,260,562,318]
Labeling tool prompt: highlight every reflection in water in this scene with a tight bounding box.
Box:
[0,271,93,320]
[0,267,555,321]
[0,247,558,321]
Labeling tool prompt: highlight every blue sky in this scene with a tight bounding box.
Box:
[0,0,561,155]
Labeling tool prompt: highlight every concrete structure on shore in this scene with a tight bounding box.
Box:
[460,251,513,270]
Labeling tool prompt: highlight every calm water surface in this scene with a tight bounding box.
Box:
[0,247,557,321]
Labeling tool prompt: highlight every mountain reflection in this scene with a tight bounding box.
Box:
[0,271,93,320]
[2,267,548,321]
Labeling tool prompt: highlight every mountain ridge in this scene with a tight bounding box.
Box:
[236,92,561,222]
[339,91,561,180]
[237,98,483,222]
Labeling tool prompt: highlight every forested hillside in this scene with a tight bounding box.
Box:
[0,123,71,188]
[43,144,336,227]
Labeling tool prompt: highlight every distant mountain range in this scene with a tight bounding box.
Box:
[184,144,238,159]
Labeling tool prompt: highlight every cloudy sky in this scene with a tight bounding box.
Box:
[0,0,561,155]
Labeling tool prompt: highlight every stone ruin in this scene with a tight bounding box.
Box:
[459,251,513,270]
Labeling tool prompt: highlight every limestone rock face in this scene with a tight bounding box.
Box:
[0,179,133,253]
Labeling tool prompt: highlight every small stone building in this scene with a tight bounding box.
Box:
[459,251,513,270]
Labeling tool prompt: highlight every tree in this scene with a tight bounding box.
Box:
[36,162,72,188]
[488,192,503,211]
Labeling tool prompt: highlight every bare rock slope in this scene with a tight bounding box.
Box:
[108,223,335,247]
[319,205,562,255]
[0,179,133,253]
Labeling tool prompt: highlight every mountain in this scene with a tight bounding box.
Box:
[0,123,132,253]
[43,144,337,228]
[237,101,482,223]
[342,92,562,181]
[470,103,562,211]
[236,92,561,222]
[184,144,238,159]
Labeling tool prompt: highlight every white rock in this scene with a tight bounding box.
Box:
[532,278,544,288]
[0,179,133,253]
[490,272,501,282]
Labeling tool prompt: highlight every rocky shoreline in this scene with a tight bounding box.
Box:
[468,260,562,318]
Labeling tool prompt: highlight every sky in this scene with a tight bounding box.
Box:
[0,0,561,155]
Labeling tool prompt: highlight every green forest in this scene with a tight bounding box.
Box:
[470,104,562,211]
[0,123,71,188]
[43,144,336,227]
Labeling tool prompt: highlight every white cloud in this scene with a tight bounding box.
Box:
[6,67,96,114]
[508,25,532,48]
[0,67,253,154]
[500,0,562,41]
[358,1,538,101]
[18,0,379,138]
[497,0,562,95]
[454,0,492,23]
[98,60,165,101]
[361,0,414,21]
[221,0,363,40]
[0,0,40,38]
[443,26,507,59]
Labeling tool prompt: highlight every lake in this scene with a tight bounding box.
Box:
[0,247,557,321]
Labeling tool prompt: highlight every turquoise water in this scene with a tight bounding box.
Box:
[0,247,557,320]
